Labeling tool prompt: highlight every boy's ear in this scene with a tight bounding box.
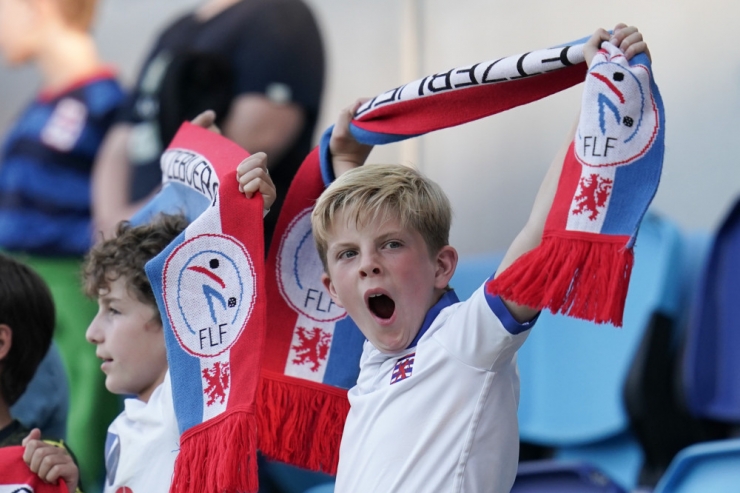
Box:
[144,314,164,333]
[0,324,13,362]
[321,273,344,309]
[434,246,458,290]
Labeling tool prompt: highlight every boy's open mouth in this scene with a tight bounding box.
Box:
[368,293,395,320]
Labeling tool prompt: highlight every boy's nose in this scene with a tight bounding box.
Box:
[85,314,103,344]
[359,255,382,278]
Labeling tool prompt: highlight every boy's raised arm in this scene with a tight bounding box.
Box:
[329,99,374,178]
[495,24,649,323]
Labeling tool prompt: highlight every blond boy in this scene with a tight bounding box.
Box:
[308,25,648,493]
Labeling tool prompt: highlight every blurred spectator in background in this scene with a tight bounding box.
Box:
[93,0,326,248]
[0,0,125,490]
[12,343,69,442]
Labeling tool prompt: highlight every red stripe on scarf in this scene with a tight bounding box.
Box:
[258,148,348,474]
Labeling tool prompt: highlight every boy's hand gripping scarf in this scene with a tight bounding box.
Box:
[259,36,658,472]
[0,446,69,493]
[145,123,266,493]
[488,42,664,326]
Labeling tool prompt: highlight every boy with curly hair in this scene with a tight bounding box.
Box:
[84,150,274,492]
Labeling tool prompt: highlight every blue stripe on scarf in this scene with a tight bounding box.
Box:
[600,52,665,243]
[131,182,211,226]
[322,316,366,389]
[164,318,204,433]
[349,124,422,146]
[146,232,206,434]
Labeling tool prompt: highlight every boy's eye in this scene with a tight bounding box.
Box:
[338,250,357,260]
[385,240,402,249]
[108,307,121,316]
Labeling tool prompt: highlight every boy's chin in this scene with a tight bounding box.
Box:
[0,51,31,66]
[371,335,413,354]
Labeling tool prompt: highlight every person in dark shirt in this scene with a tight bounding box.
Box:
[93,0,325,248]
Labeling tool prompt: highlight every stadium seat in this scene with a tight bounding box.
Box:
[621,229,722,488]
[652,438,740,493]
[511,460,626,493]
[516,211,685,489]
[682,197,740,424]
[302,484,335,493]
[258,458,334,493]
[449,252,503,300]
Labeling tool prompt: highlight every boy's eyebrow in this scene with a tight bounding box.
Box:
[97,292,120,303]
[375,230,405,242]
[327,229,406,253]
[327,241,356,253]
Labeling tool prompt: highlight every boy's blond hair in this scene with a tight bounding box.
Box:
[312,164,452,270]
[57,0,98,31]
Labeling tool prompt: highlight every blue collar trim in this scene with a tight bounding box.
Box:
[406,289,460,349]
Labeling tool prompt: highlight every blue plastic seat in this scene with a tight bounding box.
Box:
[258,458,334,493]
[682,197,740,423]
[449,252,504,300]
[617,228,715,487]
[515,212,685,489]
[511,460,626,493]
[652,438,740,493]
[302,484,335,493]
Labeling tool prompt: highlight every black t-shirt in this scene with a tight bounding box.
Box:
[119,0,325,246]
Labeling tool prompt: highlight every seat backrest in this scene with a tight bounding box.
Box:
[652,438,740,493]
[512,460,626,493]
[619,228,716,487]
[449,252,503,301]
[517,212,684,446]
[682,197,740,423]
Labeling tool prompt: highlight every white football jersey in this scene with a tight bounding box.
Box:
[103,372,179,493]
[335,285,534,493]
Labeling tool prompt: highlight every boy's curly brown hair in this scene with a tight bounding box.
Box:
[83,214,188,308]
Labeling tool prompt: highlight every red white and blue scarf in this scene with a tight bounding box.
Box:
[489,42,664,326]
[144,123,265,493]
[258,147,364,474]
[259,34,663,474]
[0,446,68,493]
[137,34,663,483]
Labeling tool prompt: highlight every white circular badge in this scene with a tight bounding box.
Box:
[576,56,658,168]
[276,208,346,322]
[162,234,255,357]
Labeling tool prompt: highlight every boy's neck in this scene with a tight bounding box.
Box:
[36,28,103,94]
[136,369,167,404]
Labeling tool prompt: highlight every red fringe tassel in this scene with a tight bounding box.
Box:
[488,233,634,326]
[170,406,258,493]
[257,371,350,475]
